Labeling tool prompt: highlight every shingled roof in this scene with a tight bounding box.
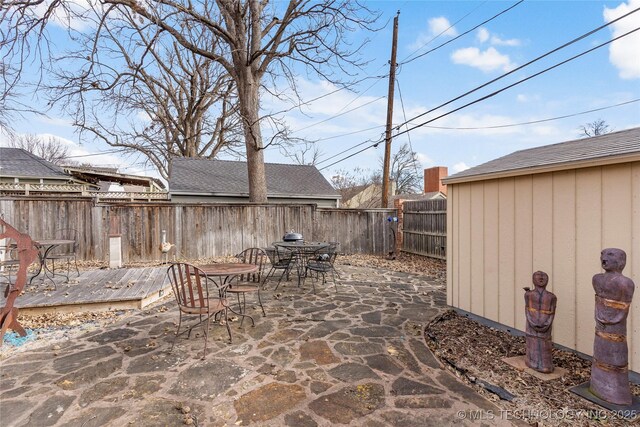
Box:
[0,147,71,179]
[169,158,340,199]
[443,127,640,184]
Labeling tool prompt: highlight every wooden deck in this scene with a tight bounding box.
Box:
[11,267,171,314]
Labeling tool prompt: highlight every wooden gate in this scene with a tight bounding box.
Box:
[401,199,446,260]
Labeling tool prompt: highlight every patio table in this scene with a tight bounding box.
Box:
[197,263,259,324]
[28,239,75,285]
[272,241,330,286]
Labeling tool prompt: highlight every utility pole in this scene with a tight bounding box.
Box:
[382,11,399,209]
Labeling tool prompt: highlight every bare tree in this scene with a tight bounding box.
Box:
[1,0,380,202]
[388,143,422,194]
[39,8,244,180]
[332,143,422,207]
[330,166,375,204]
[8,133,71,164]
[283,141,322,166]
[579,119,612,138]
[369,143,422,194]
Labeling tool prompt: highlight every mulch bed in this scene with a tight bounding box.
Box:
[425,310,640,426]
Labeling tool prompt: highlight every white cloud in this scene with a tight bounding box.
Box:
[452,162,470,173]
[451,47,516,72]
[409,17,458,50]
[477,28,490,43]
[476,27,521,47]
[416,152,434,168]
[604,0,640,79]
[32,0,96,32]
[490,35,521,47]
[428,17,458,37]
[516,93,541,103]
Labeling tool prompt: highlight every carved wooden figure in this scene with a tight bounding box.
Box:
[524,271,557,373]
[590,248,635,406]
[0,219,38,345]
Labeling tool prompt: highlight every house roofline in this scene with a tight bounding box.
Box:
[443,153,640,185]
[170,190,341,200]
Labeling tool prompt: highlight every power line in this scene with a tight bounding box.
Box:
[319,3,639,167]
[400,0,525,66]
[314,125,385,143]
[291,95,386,134]
[316,132,385,166]
[320,23,639,171]
[66,149,127,159]
[319,141,382,171]
[394,26,640,138]
[319,97,639,171]
[393,4,640,131]
[290,1,522,139]
[408,99,640,131]
[396,79,420,177]
[302,1,523,138]
[400,1,488,64]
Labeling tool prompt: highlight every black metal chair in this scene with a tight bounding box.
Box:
[46,228,80,281]
[304,242,340,293]
[167,263,231,359]
[0,242,20,286]
[262,245,294,290]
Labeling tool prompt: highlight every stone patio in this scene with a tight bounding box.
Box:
[0,265,514,426]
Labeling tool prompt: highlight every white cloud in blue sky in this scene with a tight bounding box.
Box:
[452,162,470,173]
[476,27,521,47]
[33,0,95,31]
[450,46,515,72]
[4,0,640,185]
[604,0,640,79]
[409,16,458,50]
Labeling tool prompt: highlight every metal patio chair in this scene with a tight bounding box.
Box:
[0,242,20,286]
[304,242,340,293]
[46,228,80,281]
[262,245,294,290]
[167,262,231,359]
[229,247,268,326]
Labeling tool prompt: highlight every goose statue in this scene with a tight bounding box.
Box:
[160,241,175,253]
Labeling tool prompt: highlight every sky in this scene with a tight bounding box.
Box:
[1,0,639,186]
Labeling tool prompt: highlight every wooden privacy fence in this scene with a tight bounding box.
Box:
[0,198,395,263]
[401,199,447,260]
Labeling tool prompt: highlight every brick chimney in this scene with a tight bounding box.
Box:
[424,166,448,195]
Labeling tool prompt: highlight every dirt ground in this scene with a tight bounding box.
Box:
[425,310,640,426]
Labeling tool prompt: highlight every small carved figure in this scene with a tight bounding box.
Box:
[590,248,634,406]
[523,271,557,373]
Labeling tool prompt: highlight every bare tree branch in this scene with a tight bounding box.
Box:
[7,133,71,164]
[2,0,381,200]
[578,118,612,138]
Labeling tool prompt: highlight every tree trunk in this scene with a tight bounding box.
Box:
[239,74,268,203]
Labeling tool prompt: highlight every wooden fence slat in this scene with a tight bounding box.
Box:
[401,199,447,259]
[0,199,396,260]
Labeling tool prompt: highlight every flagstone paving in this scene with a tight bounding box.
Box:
[0,265,516,426]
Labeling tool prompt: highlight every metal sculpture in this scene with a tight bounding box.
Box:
[523,271,557,373]
[590,248,635,406]
[0,219,39,345]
